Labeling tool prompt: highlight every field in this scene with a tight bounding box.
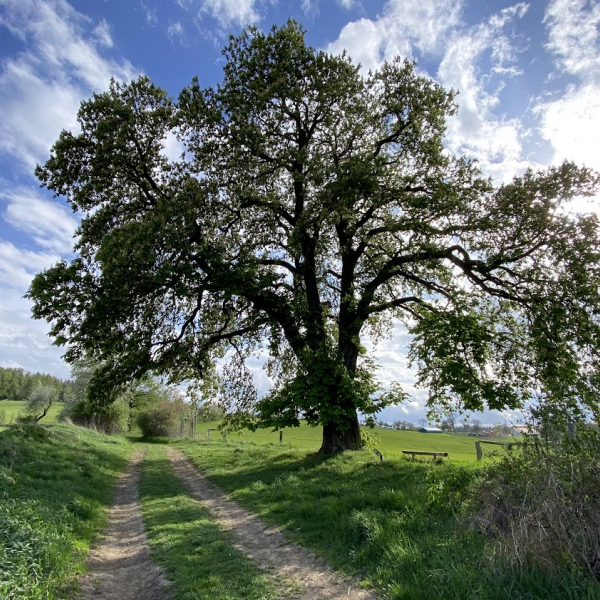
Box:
[0,400,63,430]
[192,420,511,462]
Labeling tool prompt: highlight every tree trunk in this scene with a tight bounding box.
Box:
[318,411,362,453]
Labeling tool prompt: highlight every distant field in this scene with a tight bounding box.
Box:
[192,420,513,462]
[0,400,63,429]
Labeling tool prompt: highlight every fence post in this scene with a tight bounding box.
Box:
[279,430,283,444]
[475,441,482,461]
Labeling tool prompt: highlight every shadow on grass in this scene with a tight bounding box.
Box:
[169,439,600,600]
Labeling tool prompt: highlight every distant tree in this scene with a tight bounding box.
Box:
[418,418,428,428]
[442,412,457,432]
[26,385,58,423]
[28,21,600,453]
[392,419,414,430]
[471,418,482,434]
[0,367,66,401]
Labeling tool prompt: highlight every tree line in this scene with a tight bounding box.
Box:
[0,367,68,402]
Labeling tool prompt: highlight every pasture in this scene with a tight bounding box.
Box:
[193,420,511,462]
[0,400,63,430]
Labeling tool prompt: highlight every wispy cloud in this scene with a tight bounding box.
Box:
[1,186,78,254]
[140,1,158,27]
[0,0,140,172]
[167,21,185,43]
[439,3,533,181]
[544,0,600,80]
[535,0,600,173]
[196,0,268,28]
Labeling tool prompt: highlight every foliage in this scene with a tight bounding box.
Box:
[136,401,182,437]
[139,444,282,599]
[25,385,59,423]
[0,424,131,599]
[28,21,600,452]
[63,359,180,433]
[0,367,67,402]
[473,418,600,580]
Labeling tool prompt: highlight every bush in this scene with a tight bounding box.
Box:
[66,399,128,434]
[474,425,600,580]
[137,402,181,437]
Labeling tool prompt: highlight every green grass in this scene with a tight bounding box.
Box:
[192,420,511,462]
[0,423,132,599]
[172,439,599,600]
[139,444,286,599]
[0,400,64,429]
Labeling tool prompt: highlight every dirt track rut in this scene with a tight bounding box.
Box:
[166,446,376,600]
[78,451,169,600]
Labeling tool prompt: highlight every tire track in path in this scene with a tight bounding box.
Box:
[78,450,170,600]
[166,446,376,600]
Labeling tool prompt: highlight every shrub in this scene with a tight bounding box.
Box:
[65,398,129,434]
[474,424,600,580]
[137,402,181,437]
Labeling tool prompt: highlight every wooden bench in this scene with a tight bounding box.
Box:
[402,450,448,459]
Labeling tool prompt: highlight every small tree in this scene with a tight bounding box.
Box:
[26,385,58,423]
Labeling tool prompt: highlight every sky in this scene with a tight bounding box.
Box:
[0,0,599,425]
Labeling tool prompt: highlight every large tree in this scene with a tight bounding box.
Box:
[29,22,600,452]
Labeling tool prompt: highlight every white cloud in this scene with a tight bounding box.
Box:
[93,18,113,49]
[337,0,360,9]
[167,21,185,42]
[544,0,600,80]
[140,1,158,27]
[0,285,70,378]
[1,187,78,254]
[198,0,265,28]
[536,0,600,177]
[327,1,533,181]
[301,0,318,17]
[0,241,58,290]
[536,83,600,174]
[0,0,140,172]
[327,0,464,72]
[439,4,533,181]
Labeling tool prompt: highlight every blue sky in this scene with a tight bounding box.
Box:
[0,0,598,424]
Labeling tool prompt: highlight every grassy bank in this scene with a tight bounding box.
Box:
[173,439,599,600]
[139,443,284,599]
[0,424,131,599]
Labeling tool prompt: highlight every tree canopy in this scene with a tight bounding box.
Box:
[29,22,600,452]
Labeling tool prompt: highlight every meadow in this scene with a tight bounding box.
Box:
[0,400,63,429]
[192,420,510,462]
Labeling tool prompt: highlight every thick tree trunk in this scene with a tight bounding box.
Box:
[318,411,362,454]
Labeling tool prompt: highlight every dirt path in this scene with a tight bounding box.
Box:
[78,451,170,600]
[166,446,376,600]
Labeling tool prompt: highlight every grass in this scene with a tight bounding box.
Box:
[0,400,64,430]
[172,438,600,600]
[191,420,511,462]
[0,423,132,599]
[138,443,287,599]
